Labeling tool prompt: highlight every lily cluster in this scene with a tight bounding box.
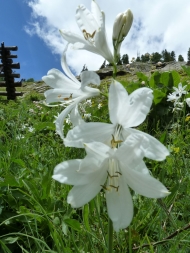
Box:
[167,82,189,112]
[43,0,170,231]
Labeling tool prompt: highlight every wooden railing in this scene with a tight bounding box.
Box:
[0,42,23,100]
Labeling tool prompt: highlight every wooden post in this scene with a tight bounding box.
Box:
[0,42,23,100]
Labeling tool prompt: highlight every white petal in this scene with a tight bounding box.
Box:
[56,102,79,140]
[123,128,170,161]
[109,81,153,127]
[106,176,133,232]
[67,168,107,208]
[53,159,92,185]
[60,29,87,45]
[115,134,149,167]
[94,12,114,63]
[133,160,150,175]
[61,44,80,84]
[91,0,102,26]
[80,71,100,90]
[57,92,100,140]
[120,161,170,198]
[76,4,99,34]
[83,142,110,162]
[44,88,82,104]
[70,104,84,126]
[42,69,79,89]
[64,122,115,148]
[79,157,109,175]
[109,80,129,125]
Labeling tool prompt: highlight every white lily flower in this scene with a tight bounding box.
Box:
[53,135,170,231]
[172,83,188,97]
[112,9,133,59]
[60,0,114,63]
[64,80,169,161]
[42,46,100,139]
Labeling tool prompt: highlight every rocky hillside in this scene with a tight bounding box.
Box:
[22,61,188,95]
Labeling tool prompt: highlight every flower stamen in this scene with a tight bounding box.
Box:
[111,134,123,148]
[82,29,96,43]
[101,184,109,191]
[63,93,73,101]
[115,171,122,175]
[109,185,119,192]
[107,171,119,178]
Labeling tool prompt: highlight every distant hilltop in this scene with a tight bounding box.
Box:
[94,61,188,80]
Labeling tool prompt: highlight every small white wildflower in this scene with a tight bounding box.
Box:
[167,93,180,103]
[28,126,35,133]
[85,99,92,107]
[16,134,25,140]
[98,103,102,109]
[84,113,91,120]
[21,124,27,130]
[65,115,71,125]
[29,109,35,114]
[173,83,188,97]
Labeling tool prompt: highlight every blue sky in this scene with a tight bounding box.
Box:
[0,0,61,81]
[1,0,190,82]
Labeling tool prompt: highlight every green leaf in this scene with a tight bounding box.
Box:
[0,240,12,253]
[159,72,175,90]
[3,237,19,244]
[159,131,167,144]
[171,70,181,87]
[12,159,26,168]
[149,71,161,89]
[83,204,91,231]
[166,183,179,204]
[63,218,81,232]
[53,217,60,226]
[34,122,55,132]
[41,170,52,199]
[153,90,166,105]
[0,174,20,187]
[62,221,68,235]
[136,72,148,82]
[182,65,190,76]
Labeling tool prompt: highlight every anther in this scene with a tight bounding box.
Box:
[107,171,118,178]
[109,185,119,192]
[63,93,73,101]
[111,134,123,148]
[101,184,109,191]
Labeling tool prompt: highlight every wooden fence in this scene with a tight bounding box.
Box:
[0,42,23,100]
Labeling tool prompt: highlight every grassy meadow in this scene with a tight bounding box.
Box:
[1,66,190,252]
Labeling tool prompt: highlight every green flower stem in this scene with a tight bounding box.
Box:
[100,91,108,98]
[108,217,113,253]
[128,226,132,253]
[94,198,107,248]
[113,63,117,79]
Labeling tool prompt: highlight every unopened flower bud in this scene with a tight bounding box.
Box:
[112,12,125,40]
[112,9,133,42]
[112,9,133,61]
[121,10,133,38]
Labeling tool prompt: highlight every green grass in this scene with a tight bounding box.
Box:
[1,69,190,252]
